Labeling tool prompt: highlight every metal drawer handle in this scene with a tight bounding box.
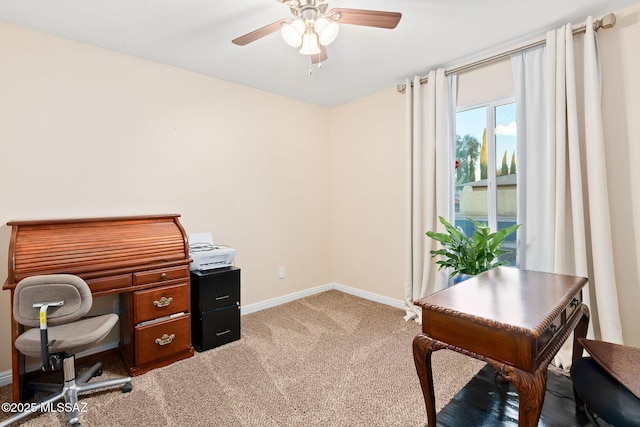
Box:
[153,296,173,307]
[216,330,231,337]
[570,297,579,307]
[548,324,557,334]
[160,272,167,280]
[215,295,230,301]
[155,333,175,346]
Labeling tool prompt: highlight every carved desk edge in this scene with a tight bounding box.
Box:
[413,303,590,375]
[414,280,587,338]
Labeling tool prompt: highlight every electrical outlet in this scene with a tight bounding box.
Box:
[278,266,286,279]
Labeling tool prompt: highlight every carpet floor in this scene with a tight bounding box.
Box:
[0,289,565,426]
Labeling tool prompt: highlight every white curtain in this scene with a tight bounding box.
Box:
[512,18,623,367]
[404,70,456,322]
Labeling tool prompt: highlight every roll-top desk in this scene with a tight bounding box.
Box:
[3,215,195,402]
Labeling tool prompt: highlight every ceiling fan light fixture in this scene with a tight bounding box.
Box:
[281,18,305,47]
[233,2,402,64]
[314,17,339,46]
[299,32,321,55]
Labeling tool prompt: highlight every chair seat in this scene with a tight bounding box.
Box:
[15,314,118,358]
[571,357,640,426]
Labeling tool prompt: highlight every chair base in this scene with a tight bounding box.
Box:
[0,355,131,427]
[571,357,640,427]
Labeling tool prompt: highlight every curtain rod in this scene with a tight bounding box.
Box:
[396,12,616,93]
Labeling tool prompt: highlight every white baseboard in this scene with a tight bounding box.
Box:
[332,283,405,310]
[0,369,11,388]
[240,282,404,314]
[240,283,334,315]
[0,284,403,386]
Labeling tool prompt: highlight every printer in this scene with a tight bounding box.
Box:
[188,232,236,271]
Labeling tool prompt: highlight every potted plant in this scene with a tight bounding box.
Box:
[426,216,519,283]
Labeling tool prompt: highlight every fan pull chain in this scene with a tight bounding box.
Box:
[308,61,323,76]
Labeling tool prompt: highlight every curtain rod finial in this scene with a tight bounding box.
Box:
[595,13,616,30]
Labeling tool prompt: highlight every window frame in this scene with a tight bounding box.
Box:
[455,95,516,234]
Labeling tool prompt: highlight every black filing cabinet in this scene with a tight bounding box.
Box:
[190,267,240,352]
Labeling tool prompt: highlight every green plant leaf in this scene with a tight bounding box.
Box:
[425,216,520,277]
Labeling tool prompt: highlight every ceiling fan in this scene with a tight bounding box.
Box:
[232,0,402,64]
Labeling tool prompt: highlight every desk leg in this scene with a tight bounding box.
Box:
[498,365,547,427]
[412,333,447,426]
[571,305,590,412]
[491,303,590,427]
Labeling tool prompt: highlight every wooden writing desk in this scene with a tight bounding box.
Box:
[413,267,589,427]
[3,215,194,402]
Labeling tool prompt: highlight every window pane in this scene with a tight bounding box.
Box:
[455,107,487,236]
[494,103,517,265]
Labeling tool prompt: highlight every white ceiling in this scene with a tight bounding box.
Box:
[1,0,637,107]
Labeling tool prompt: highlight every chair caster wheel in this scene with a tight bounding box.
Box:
[94,368,103,377]
[122,382,132,393]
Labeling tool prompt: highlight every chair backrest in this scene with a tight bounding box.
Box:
[13,274,93,328]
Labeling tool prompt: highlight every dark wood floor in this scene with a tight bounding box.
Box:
[437,364,594,426]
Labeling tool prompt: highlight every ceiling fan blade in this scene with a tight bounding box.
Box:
[232,19,289,46]
[310,45,328,64]
[329,8,402,29]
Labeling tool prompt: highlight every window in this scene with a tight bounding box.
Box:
[455,98,518,265]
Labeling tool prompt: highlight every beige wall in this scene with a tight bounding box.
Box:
[328,59,515,305]
[0,22,332,372]
[330,88,406,300]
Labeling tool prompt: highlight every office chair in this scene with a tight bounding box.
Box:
[1,274,132,427]
[570,339,640,426]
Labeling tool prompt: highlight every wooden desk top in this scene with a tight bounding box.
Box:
[416,267,586,336]
[415,267,588,370]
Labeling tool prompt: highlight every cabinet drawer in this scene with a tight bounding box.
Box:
[201,282,240,312]
[134,265,189,286]
[192,268,241,312]
[135,315,191,366]
[86,274,132,294]
[133,282,190,324]
[194,306,240,352]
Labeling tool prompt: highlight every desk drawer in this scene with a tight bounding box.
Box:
[86,274,132,294]
[535,292,582,358]
[565,293,582,321]
[135,314,191,366]
[134,265,189,286]
[133,282,190,324]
